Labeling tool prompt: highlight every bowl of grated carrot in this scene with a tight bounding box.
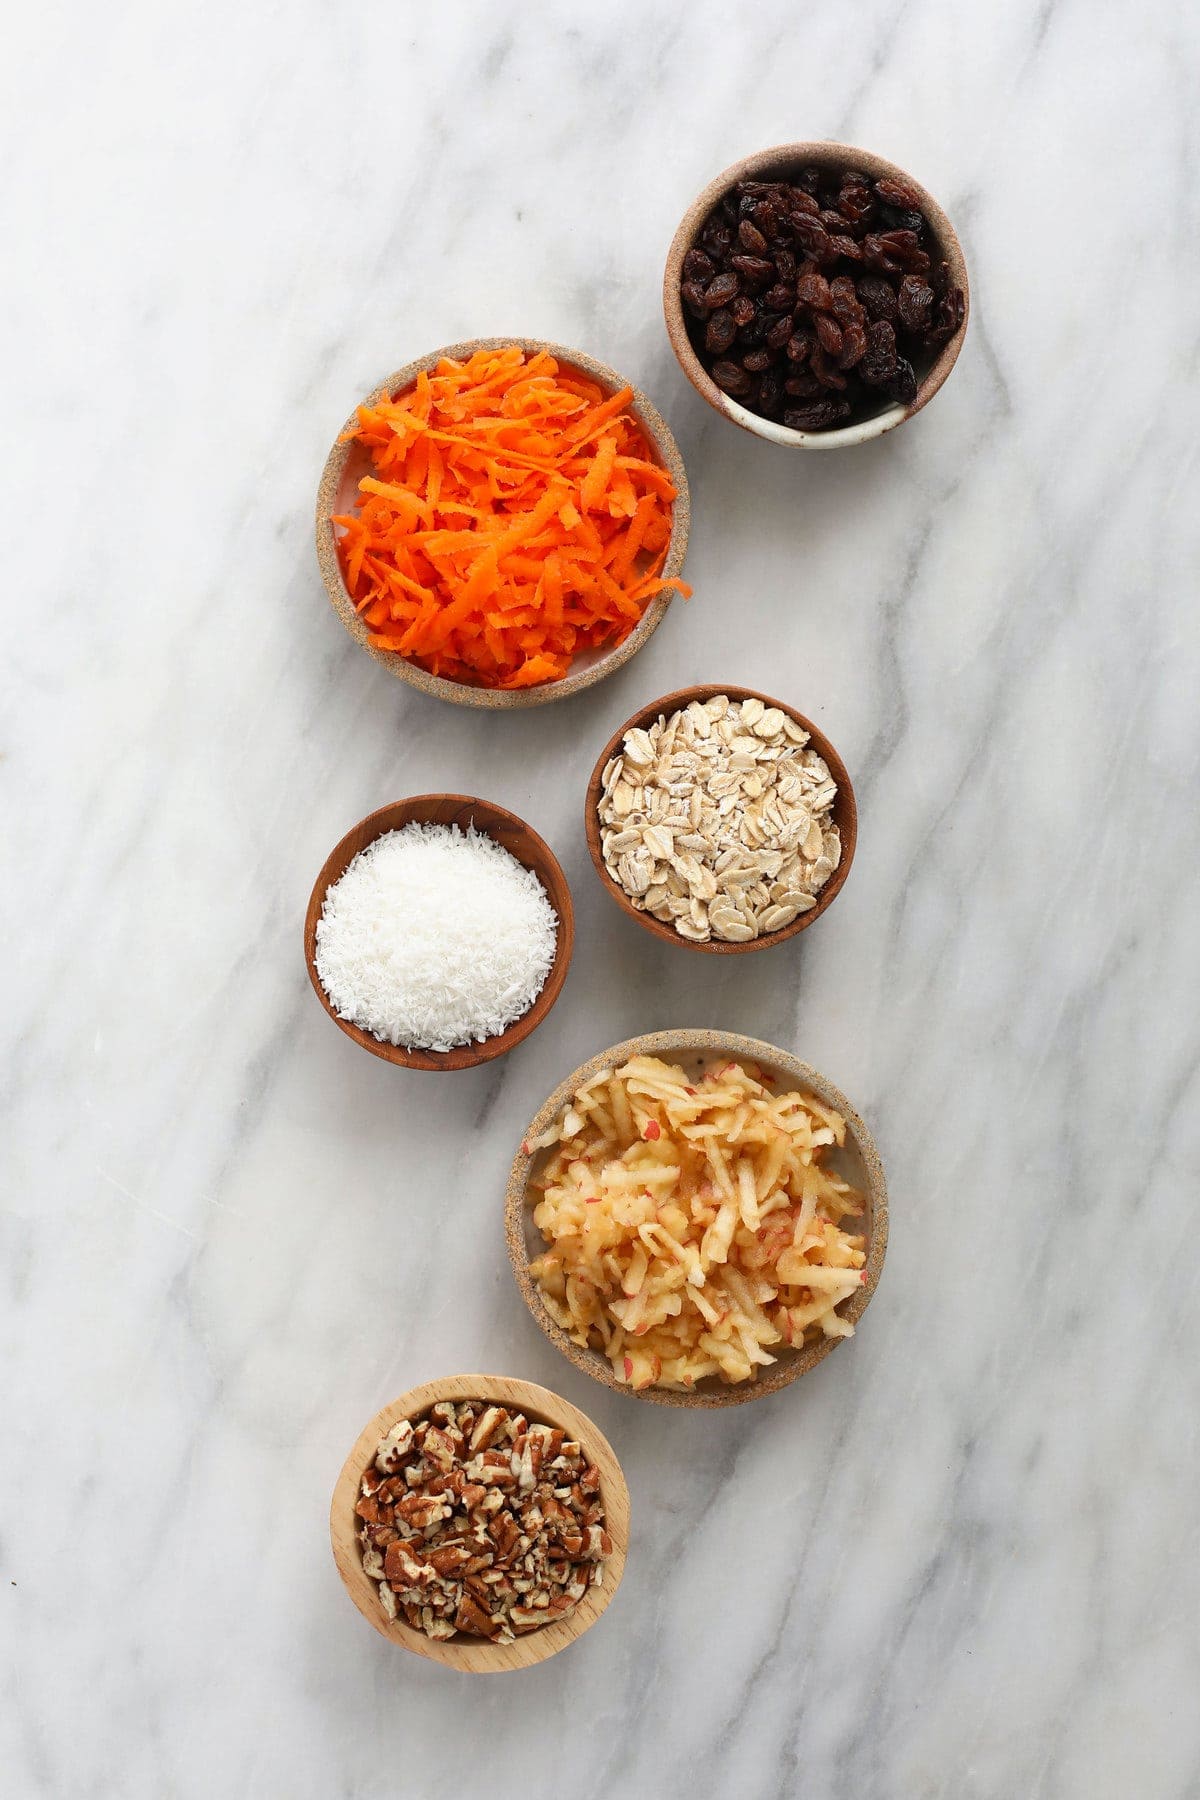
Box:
[316,339,692,709]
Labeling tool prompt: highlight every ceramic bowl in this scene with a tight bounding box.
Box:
[663,143,969,448]
[315,337,690,706]
[505,1030,888,1408]
[331,1374,629,1671]
[584,684,856,952]
[304,795,574,1071]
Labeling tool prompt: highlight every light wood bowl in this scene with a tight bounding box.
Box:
[304,795,574,1071]
[663,142,969,449]
[315,337,691,707]
[584,684,856,953]
[506,1031,887,1408]
[330,1374,629,1671]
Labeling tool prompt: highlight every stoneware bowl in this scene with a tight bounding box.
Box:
[315,337,691,707]
[505,1030,888,1408]
[331,1374,629,1672]
[304,795,574,1071]
[584,684,856,953]
[663,142,969,449]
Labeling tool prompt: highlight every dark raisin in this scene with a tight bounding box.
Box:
[790,214,830,255]
[700,215,733,259]
[874,176,923,211]
[736,314,766,346]
[809,343,847,390]
[856,275,899,323]
[838,320,868,369]
[785,331,813,364]
[878,204,926,235]
[828,234,863,262]
[862,234,902,273]
[758,367,784,415]
[786,190,820,219]
[795,270,833,311]
[784,399,850,431]
[927,285,966,342]
[682,247,715,283]
[784,373,823,397]
[729,294,756,327]
[828,276,863,324]
[765,313,794,351]
[877,229,930,273]
[729,254,774,285]
[837,185,875,227]
[814,314,844,357]
[710,360,753,397]
[751,201,782,238]
[681,279,709,319]
[891,357,918,403]
[762,282,795,313]
[742,348,774,373]
[860,319,898,386]
[772,247,797,280]
[702,272,740,310]
[705,308,738,354]
[818,210,845,233]
[738,219,769,255]
[897,274,934,333]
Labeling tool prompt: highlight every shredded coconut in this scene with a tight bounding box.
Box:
[314,822,558,1052]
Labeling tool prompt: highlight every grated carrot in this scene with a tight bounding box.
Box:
[333,345,690,689]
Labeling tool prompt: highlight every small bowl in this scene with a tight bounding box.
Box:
[584,684,856,953]
[330,1374,630,1671]
[663,142,969,449]
[304,795,574,1071]
[316,337,691,708]
[506,1031,888,1408]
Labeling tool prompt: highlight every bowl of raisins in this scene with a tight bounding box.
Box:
[664,143,968,448]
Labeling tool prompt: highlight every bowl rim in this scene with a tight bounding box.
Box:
[505,1030,888,1408]
[330,1373,630,1671]
[663,141,970,449]
[315,336,691,707]
[303,794,575,1071]
[583,684,856,952]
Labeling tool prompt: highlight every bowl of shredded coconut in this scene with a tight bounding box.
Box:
[304,796,574,1070]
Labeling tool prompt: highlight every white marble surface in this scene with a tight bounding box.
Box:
[4,1,1199,1795]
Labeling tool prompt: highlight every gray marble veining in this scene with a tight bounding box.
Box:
[3,0,1199,1795]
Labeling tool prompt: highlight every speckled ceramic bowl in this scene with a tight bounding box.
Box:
[663,143,969,449]
[505,1031,888,1408]
[316,338,691,708]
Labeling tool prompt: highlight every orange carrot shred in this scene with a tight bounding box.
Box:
[333,346,690,689]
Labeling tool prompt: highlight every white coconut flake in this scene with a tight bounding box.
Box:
[314,822,558,1051]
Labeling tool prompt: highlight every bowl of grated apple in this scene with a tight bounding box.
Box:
[505,1030,888,1406]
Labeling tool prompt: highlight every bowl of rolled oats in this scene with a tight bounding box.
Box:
[330,1374,629,1671]
[585,685,856,950]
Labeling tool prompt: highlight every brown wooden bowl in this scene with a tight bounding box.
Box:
[505,1032,888,1408]
[584,684,856,953]
[304,796,574,1071]
[664,143,969,448]
[331,1374,629,1671]
[315,337,691,708]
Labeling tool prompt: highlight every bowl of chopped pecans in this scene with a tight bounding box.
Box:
[664,143,969,447]
[584,685,856,951]
[330,1374,629,1670]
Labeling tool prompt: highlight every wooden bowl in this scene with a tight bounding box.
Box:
[331,1374,630,1671]
[315,337,691,707]
[663,143,969,449]
[506,1032,887,1408]
[584,684,856,953]
[304,796,574,1071]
